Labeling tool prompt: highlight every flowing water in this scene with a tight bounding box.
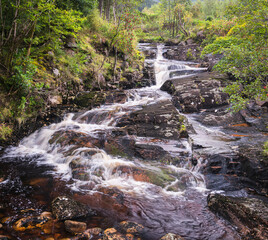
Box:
[0,44,240,239]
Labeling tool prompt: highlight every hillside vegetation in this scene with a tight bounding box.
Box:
[0,0,267,148]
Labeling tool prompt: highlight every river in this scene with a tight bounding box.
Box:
[0,44,241,239]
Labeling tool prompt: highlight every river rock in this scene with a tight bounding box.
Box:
[134,144,168,161]
[162,43,201,61]
[103,228,126,240]
[49,130,103,151]
[111,166,175,188]
[85,227,102,235]
[143,61,156,86]
[64,220,87,234]
[119,221,144,235]
[161,72,229,113]
[52,196,95,220]
[116,100,188,139]
[160,233,184,240]
[13,215,51,231]
[120,70,151,89]
[207,193,268,240]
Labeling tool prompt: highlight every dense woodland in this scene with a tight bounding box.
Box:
[0,0,267,152]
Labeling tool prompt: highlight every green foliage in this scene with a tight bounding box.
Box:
[203,0,268,111]
[264,141,268,157]
[0,124,13,141]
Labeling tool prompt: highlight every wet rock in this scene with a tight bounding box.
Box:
[112,166,175,188]
[86,227,102,235]
[97,187,125,205]
[103,228,126,240]
[119,221,144,235]
[105,91,128,104]
[143,49,157,59]
[134,144,168,161]
[117,100,188,139]
[49,130,102,151]
[160,233,184,240]
[0,236,11,240]
[74,91,106,108]
[64,220,87,234]
[143,61,156,86]
[104,130,136,158]
[161,72,229,113]
[238,144,268,193]
[207,193,268,240]
[120,71,152,89]
[201,53,224,71]
[194,106,245,127]
[52,196,95,220]
[162,44,201,62]
[13,215,50,231]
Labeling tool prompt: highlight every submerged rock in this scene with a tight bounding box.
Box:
[64,220,87,234]
[117,100,188,139]
[52,196,95,220]
[119,221,144,235]
[13,215,51,231]
[103,228,126,240]
[207,193,268,240]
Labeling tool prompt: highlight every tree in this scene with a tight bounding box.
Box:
[0,0,85,95]
[203,0,268,111]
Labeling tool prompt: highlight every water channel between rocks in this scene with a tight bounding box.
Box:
[0,44,242,239]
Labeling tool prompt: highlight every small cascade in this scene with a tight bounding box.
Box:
[0,43,241,239]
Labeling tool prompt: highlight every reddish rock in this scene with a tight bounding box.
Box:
[208,193,268,240]
[64,220,87,234]
[103,228,126,240]
[119,221,144,235]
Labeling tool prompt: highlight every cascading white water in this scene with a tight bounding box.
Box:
[3,44,207,197]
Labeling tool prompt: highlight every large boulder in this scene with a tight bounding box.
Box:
[207,193,268,240]
[161,72,229,113]
[74,90,128,109]
[162,43,202,62]
[116,100,189,139]
[51,196,95,220]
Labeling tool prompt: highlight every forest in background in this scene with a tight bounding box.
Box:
[0,0,267,152]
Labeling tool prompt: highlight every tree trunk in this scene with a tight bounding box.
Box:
[106,0,111,22]
[99,0,103,17]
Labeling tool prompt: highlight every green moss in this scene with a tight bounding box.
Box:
[108,145,128,158]
[0,124,13,140]
[263,141,268,157]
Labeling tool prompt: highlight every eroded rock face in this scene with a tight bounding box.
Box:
[52,196,95,220]
[207,193,268,240]
[161,72,229,113]
[238,144,268,193]
[117,100,188,139]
